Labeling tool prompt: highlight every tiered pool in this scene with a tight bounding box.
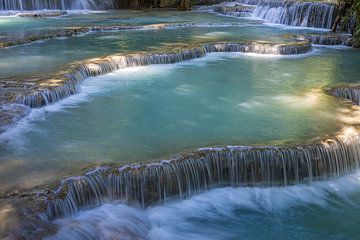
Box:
[0,3,360,239]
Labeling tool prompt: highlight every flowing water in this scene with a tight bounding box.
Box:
[49,170,360,240]
[0,1,360,239]
[1,48,360,192]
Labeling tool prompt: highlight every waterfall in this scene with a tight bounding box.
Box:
[15,41,311,108]
[252,1,336,29]
[42,134,360,220]
[329,87,360,105]
[294,34,352,46]
[0,0,116,10]
[37,70,360,221]
[209,0,337,29]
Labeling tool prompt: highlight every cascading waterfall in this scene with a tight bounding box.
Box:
[42,134,360,220]
[329,87,360,105]
[210,0,337,29]
[38,68,360,222]
[14,41,311,108]
[294,34,352,46]
[0,0,116,10]
[252,0,336,28]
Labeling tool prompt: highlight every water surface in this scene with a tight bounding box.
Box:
[1,48,360,191]
[50,169,360,240]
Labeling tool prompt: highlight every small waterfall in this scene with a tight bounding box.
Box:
[329,87,360,105]
[294,34,352,46]
[210,0,337,29]
[42,135,360,220]
[15,41,311,108]
[0,0,116,10]
[252,0,337,29]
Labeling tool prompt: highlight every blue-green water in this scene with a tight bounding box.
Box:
[0,11,329,80]
[0,8,360,239]
[1,48,360,191]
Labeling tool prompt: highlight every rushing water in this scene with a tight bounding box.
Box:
[200,0,337,29]
[49,170,360,240]
[0,3,360,239]
[252,0,336,29]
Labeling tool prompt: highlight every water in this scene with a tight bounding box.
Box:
[49,170,360,240]
[252,0,336,29]
[1,11,353,194]
[1,48,360,192]
[0,4,360,239]
[201,0,336,29]
[0,10,327,81]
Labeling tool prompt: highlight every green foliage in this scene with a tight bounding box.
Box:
[351,0,360,47]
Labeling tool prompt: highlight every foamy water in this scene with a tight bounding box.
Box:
[48,170,360,239]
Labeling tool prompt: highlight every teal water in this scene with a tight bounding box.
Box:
[0,11,329,80]
[1,8,360,239]
[1,47,360,191]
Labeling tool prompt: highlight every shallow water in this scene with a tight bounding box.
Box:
[1,48,360,191]
[0,3,360,239]
[0,10,332,80]
[49,169,360,240]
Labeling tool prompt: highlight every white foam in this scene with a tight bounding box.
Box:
[49,170,360,240]
[199,3,333,32]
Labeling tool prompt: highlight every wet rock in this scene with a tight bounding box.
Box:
[16,11,67,18]
[293,34,352,46]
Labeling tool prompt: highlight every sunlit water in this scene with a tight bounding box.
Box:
[49,169,360,240]
[1,48,360,191]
